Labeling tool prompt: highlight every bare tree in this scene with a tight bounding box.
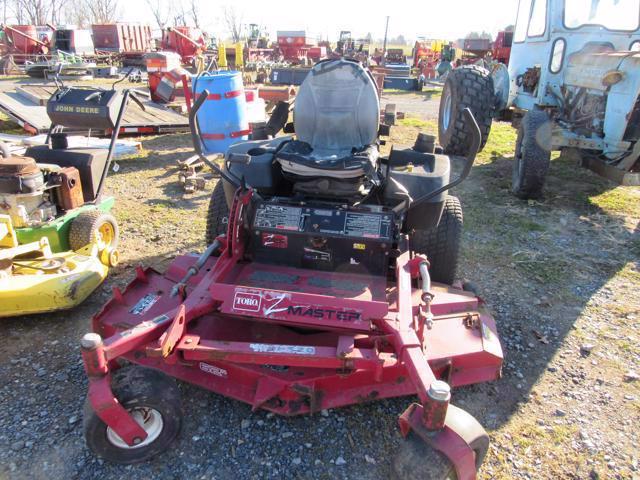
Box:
[189,0,200,29]
[84,0,119,24]
[15,0,50,25]
[172,2,186,26]
[64,0,90,27]
[223,6,242,43]
[49,0,68,25]
[145,0,170,29]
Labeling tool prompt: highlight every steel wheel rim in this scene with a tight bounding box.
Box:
[106,407,163,449]
[97,222,115,249]
[442,91,452,131]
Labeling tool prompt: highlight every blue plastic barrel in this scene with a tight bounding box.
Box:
[192,71,249,154]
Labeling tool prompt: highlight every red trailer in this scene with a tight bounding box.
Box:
[276,30,316,64]
[92,23,152,65]
[161,26,206,65]
[462,38,492,57]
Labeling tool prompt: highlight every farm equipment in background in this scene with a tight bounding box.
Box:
[386,47,407,65]
[336,30,354,56]
[491,30,513,65]
[0,83,137,317]
[331,30,369,63]
[91,23,153,67]
[162,26,207,66]
[79,58,502,479]
[0,24,50,64]
[275,30,317,64]
[52,27,95,56]
[247,24,270,49]
[439,0,640,199]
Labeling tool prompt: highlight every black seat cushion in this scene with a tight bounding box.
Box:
[276,140,379,181]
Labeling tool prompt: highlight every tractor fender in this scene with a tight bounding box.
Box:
[491,63,510,112]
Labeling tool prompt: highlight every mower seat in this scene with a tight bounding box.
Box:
[276,59,381,196]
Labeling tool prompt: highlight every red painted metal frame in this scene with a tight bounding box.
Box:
[82,188,503,476]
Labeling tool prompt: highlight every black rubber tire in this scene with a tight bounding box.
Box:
[393,432,453,480]
[438,65,494,156]
[205,180,230,245]
[512,110,552,199]
[68,209,119,252]
[392,404,490,480]
[83,366,182,464]
[412,196,463,285]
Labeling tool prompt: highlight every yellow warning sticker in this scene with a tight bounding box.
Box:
[353,243,366,250]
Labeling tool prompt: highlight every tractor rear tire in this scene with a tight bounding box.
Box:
[392,404,490,480]
[412,196,463,285]
[512,110,552,199]
[205,180,230,245]
[438,65,494,156]
[69,209,119,252]
[83,366,182,464]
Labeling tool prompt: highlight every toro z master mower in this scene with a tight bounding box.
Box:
[80,59,503,478]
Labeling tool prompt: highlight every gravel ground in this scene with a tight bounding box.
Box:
[0,90,638,480]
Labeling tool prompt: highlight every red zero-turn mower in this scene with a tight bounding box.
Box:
[80,59,503,478]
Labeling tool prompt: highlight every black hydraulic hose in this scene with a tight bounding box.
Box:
[170,239,221,297]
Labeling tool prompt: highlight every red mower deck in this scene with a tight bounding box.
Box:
[81,192,503,479]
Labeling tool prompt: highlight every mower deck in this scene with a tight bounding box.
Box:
[90,254,502,417]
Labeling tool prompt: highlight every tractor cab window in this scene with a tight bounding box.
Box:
[515,0,533,42]
[564,0,640,31]
[514,0,548,42]
[528,0,548,36]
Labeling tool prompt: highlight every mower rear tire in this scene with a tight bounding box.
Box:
[392,404,490,480]
[205,180,230,245]
[438,65,494,156]
[83,366,182,464]
[512,110,552,199]
[412,196,462,285]
[69,209,119,252]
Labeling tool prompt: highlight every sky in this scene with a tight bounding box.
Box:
[124,0,520,41]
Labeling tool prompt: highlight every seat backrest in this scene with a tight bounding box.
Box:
[294,59,379,152]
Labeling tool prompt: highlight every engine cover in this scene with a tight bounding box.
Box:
[0,155,43,194]
[0,155,55,227]
[248,200,395,275]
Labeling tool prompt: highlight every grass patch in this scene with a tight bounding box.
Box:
[397,117,436,130]
[588,187,640,216]
[0,111,25,134]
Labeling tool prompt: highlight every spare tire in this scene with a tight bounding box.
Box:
[438,65,494,156]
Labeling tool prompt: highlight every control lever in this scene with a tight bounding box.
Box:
[398,108,481,213]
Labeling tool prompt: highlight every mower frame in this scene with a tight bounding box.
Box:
[82,184,502,478]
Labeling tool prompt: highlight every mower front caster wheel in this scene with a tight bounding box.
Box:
[83,366,182,464]
[393,404,489,480]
